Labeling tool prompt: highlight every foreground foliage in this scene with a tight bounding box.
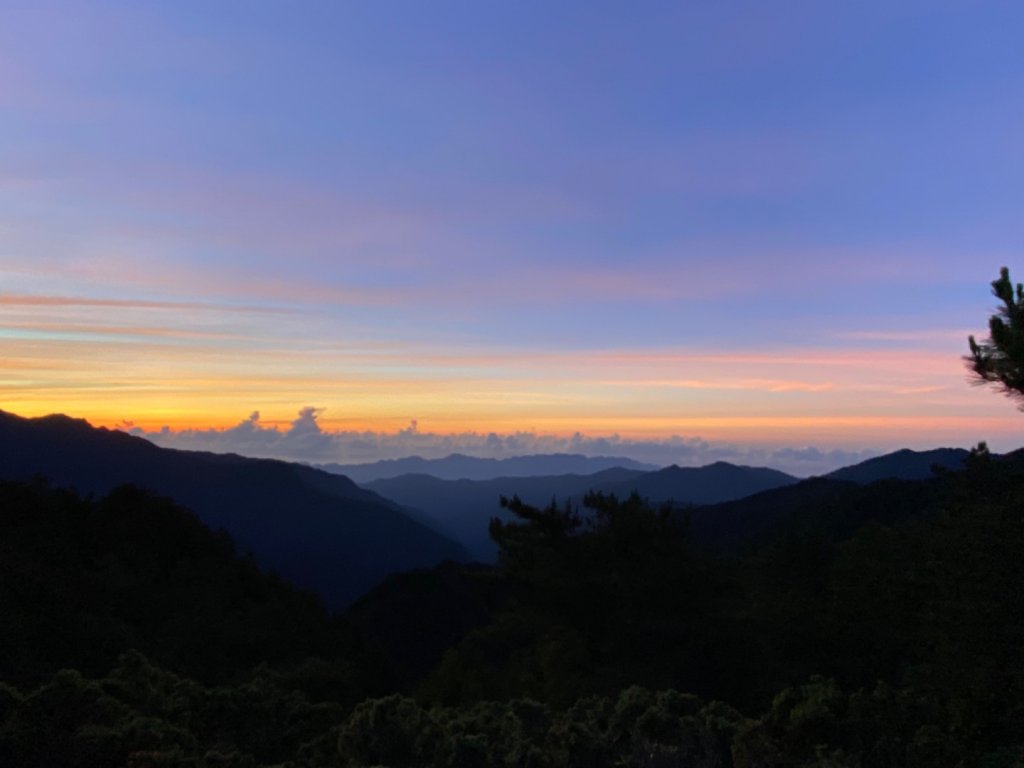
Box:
[2,451,1024,765]
[2,659,1019,767]
[0,480,372,690]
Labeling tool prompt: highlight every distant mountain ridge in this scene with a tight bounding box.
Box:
[320,452,659,483]
[363,451,983,564]
[365,467,647,561]
[0,410,466,609]
[366,461,799,561]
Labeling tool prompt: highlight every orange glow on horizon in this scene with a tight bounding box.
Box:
[2,295,1015,453]
[5,401,1017,451]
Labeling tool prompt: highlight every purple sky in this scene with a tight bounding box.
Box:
[2,2,1023,473]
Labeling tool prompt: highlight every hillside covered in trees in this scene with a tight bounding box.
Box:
[2,441,1024,766]
[0,410,467,609]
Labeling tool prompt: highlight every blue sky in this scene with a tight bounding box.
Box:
[2,1,1023,472]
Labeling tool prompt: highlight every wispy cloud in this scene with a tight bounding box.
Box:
[599,378,837,393]
[0,322,242,341]
[0,293,293,313]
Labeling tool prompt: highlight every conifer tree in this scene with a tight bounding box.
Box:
[967,267,1024,406]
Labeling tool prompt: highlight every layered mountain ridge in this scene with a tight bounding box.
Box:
[0,410,466,609]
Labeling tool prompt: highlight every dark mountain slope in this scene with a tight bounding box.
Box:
[683,476,858,549]
[826,447,969,484]
[322,452,658,483]
[686,472,953,552]
[0,480,357,686]
[0,410,465,609]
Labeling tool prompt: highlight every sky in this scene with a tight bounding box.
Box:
[2,1,1023,475]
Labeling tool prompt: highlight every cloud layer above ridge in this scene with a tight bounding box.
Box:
[126,407,880,477]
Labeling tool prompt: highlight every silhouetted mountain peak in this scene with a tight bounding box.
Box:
[322,452,659,482]
[589,461,799,508]
[0,409,158,450]
[31,412,89,427]
[2,410,89,432]
[644,460,791,481]
[0,409,465,609]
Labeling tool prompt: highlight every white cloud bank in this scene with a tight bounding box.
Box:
[125,407,881,477]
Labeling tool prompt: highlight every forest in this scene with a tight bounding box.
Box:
[2,439,1023,767]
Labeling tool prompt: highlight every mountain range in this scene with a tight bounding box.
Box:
[0,409,1016,766]
[0,410,465,609]
[365,461,799,561]
[0,407,976,603]
[362,449,972,561]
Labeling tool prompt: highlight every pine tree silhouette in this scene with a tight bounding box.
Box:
[967,266,1024,407]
